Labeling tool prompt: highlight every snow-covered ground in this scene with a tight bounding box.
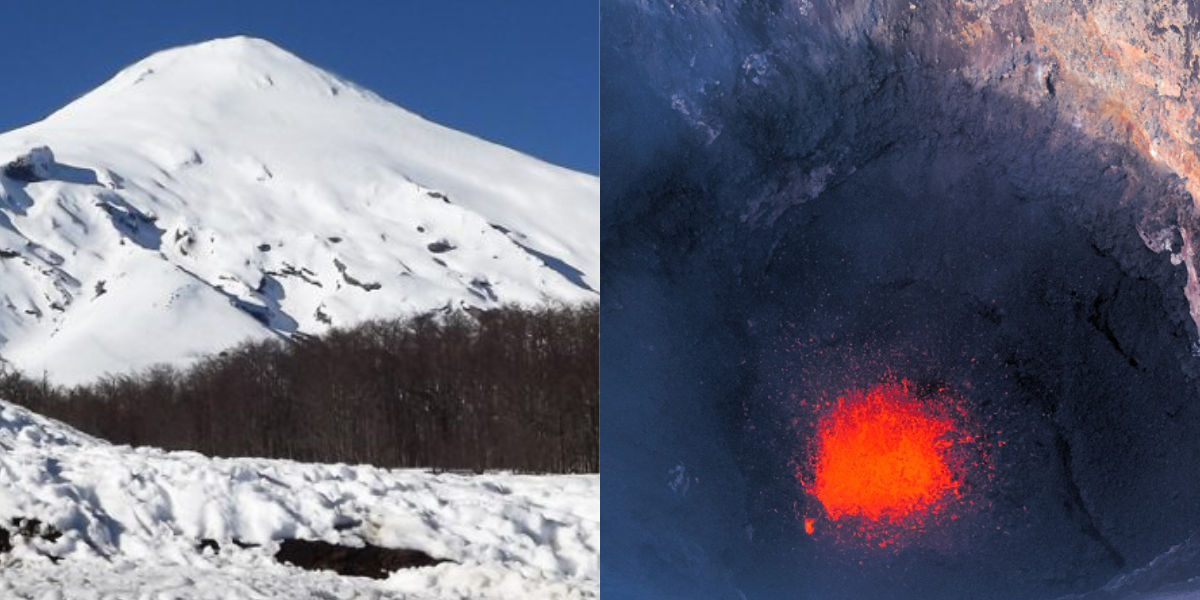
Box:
[0,401,598,599]
[0,36,599,385]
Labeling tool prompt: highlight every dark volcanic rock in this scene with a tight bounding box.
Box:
[603,1,1200,599]
[427,239,456,254]
[274,539,447,579]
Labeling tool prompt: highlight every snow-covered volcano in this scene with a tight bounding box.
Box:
[0,36,599,385]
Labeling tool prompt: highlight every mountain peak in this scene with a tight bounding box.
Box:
[181,35,286,53]
[86,35,352,103]
[139,35,316,74]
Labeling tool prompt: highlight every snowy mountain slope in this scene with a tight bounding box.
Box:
[0,36,599,384]
[0,400,599,599]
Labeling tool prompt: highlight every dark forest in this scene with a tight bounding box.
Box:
[1,304,598,473]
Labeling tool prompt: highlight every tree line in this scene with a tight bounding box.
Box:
[0,304,598,473]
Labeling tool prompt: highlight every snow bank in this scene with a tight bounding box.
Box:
[0,402,598,599]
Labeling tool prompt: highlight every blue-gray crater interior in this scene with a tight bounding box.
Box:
[602,1,1200,598]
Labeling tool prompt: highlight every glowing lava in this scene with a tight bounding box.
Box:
[806,383,960,524]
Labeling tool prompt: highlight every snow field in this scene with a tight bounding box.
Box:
[0,403,598,599]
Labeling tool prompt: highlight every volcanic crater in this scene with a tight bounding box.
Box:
[604,0,1200,599]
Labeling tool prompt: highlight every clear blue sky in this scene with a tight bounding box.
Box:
[5,2,598,174]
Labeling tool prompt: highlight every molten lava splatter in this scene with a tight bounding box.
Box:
[810,384,956,520]
[800,381,981,543]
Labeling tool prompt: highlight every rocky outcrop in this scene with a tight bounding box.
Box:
[986,0,1200,334]
[3,146,55,182]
